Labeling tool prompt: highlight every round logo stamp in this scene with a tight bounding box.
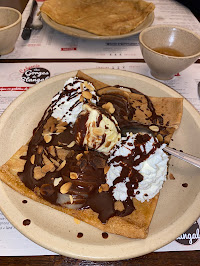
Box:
[22,67,50,84]
[176,221,200,245]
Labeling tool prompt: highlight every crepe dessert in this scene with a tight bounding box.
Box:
[40,0,155,36]
[0,71,183,239]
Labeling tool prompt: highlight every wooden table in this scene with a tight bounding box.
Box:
[0,0,200,265]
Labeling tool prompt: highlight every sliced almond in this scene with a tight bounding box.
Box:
[56,148,71,161]
[84,81,94,91]
[98,186,103,193]
[48,146,56,157]
[102,102,115,114]
[109,106,115,114]
[104,165,110,174]
[76,153,83,161]
[69,195,74,204]
[80,83,84,91]
[82,90,92,100]
[50,157,60,167]
[34,166,45,180]
[67,141,75,148]
[56,129,64,133]
[79,95,84,102]
[56,126,66,131]
[42,164,54,173]
[114,201,125,211]
[56,160,66,171]
[100,183,109,192]
[30,154,35,164]
[149,125,159,132]
[70,172,78,180]
[44,135,52,143]
[93,127,105,136]
[53,177,62,187]
[60,182,72,194]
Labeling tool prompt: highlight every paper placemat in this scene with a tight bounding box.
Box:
[0,62,199,256]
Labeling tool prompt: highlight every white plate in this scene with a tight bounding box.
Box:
[41,12,154,40]
[0,69,200,261]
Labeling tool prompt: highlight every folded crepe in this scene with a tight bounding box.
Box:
[0,71,183,238]
[40,0,155,36]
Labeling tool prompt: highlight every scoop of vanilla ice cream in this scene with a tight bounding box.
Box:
[75,104,121,154]
[51,77,98,125]
[106,133,168,202]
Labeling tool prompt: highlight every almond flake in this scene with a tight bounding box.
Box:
[70,172,78,180]
[56,160,66,171]
[42,164,54,173]
[34,166,45,180]
[56,148,71,161]
[102,102,115,114]
[56,126,66,131]
[48,146,56,157]
[56,129,64,133]
[50,157,60,167]
[101,183,109,192]
[80,83,84,91]
[104,165,110,174]
[79,95,84,102]
[149,125,159,132]
[84,81,94,91]
[69,195,74,204]
[60,182,72,194]
[30,155,35,164]
[44,135,52,143]
[53,177,62,187]
[67,141,75,148]
[98,186,103,193]
[82,90,92,100]
[109,106,115,114]
[76,153,83,160]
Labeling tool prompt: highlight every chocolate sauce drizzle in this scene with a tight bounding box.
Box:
[17,79,167,224]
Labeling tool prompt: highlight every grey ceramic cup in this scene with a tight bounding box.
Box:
[139,25,200,80]
[0,7,22,55]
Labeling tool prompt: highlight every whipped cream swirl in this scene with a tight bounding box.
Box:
[106,133,168,202]
[51,77,98,125]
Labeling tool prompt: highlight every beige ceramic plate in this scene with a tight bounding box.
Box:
[41,12,154,40]
[0,69,200,261]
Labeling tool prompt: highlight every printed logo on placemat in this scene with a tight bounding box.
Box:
[176,221,200,245]
[22,67,50,84]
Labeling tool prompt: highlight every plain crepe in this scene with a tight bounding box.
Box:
[40,0,155,36]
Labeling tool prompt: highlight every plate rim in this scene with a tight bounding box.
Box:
[41,12,154,40]
[0,68,200,261]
